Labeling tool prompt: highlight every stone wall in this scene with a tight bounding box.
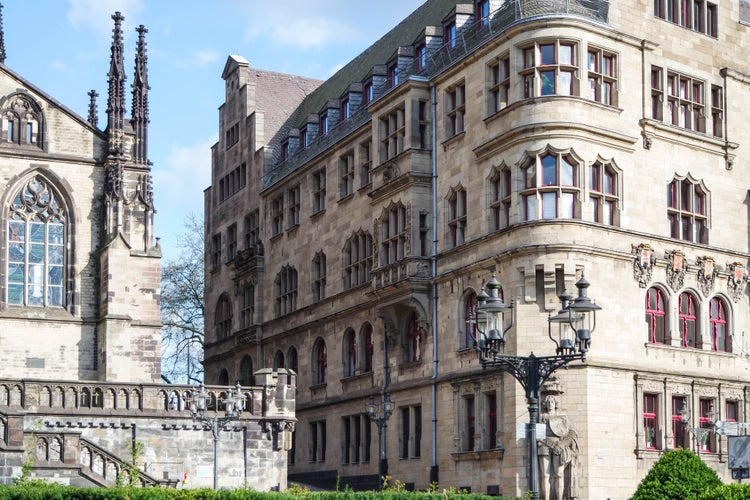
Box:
[0,369,296,490]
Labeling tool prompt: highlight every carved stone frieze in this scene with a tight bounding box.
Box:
[727,262,748,303]
[696,256,718,296]
[665,249,687,292]
[632,243,656,288]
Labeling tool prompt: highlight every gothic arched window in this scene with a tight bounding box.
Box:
[7,175,66,307]
[215,294,232,339]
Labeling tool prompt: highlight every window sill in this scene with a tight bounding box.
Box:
[451,448,504,461]
[441,130,465,150]
[310,209,326,220]
[644,342,734,357]
[338,193,354,204]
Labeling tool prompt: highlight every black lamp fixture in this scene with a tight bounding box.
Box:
[472,273,601,500]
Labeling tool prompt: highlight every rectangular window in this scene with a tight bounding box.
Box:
[711,85,723,138]
[313,253,326,302]
[726,401,739,422]
[227,224,237,261]
[418,100,429,149]
[446,83,466,137]
[288,185,300,227]
[644,393,659,450]
[310,420,327,462]
[655,0,718,36]
[520,41,578,98]
[488,55,510,114]
[587,48,617,106]
[699,398,715,453]
[667,71,705,132]
[339,153,355,198]
[486,392,498,449]
[388,61,399,88]
[651,66,664,121]
[211,234,221,270]
[448,189,467,247]
[341,414,370,465]
[319,111,329,137]
[313,169,326,214]
[464,395,475,451]
[415,43,427,73]
[419,212,429,257]
[244,211,259,250]
[381,205,407,265]
[240,284,254,328]
[271,196,284,236]
[400,405,422,458]
[380,107,405,161]
[491,169,512,230]
[359,140,372,188]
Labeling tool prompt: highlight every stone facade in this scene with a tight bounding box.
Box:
[0,6,294,490]
[204,0,750,498]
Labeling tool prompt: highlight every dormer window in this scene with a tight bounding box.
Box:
[301,126,309,150]
[445,21,457,48]
[415,43,427,73]
[341,98,350,120]
[364,82,374,105]
[319,111,329,137]
[388,62,399,88]
[477,0,490,28]
[281,140,289,161]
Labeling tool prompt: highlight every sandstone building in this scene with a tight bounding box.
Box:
[203,0,750,497]
[0,6,294,489]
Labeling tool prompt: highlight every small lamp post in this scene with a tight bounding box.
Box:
[366,392,394,489]
[473,274,600,500]
[189,382,245,490]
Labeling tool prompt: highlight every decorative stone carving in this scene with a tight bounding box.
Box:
[696,256,718,296]
[538,379,581,500]
[632,244,656,288]
[727,262,748,303]
[665,249,687,291]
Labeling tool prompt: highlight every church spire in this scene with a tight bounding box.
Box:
[106,11,125,154]
[0,3,7,64]
[131,25,149,165]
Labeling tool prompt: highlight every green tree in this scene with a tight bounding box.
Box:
[160,213,204,384]
[631,449,722,500]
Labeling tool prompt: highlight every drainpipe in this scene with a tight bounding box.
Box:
[429,83,440,485]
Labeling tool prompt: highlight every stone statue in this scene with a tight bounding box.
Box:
[538,387,581,500]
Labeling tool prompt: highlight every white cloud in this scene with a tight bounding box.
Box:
[269,18,357,49]
[67,0,145,40]
[192,49,221,67]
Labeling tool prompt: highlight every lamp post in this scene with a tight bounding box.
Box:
[473,274,600,500]
[366,392,394,489]
[679,401,716,454]
[189,382,245,490]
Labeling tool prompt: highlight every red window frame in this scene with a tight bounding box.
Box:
[699,398,715,453]
[672,396,687,449]
[644,394,658,450]
[646,287,666,343]
[679,292,697,347]
[709,297,728,352]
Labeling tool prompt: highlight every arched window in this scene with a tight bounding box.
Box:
[215,295,232,339]
[406,312,423,362]
[287,346,299,374]
[362,323,374,373]
[7,175,67,307]
[709,297,728,352]
[344,328,356,377]
[2,94,43,147]
[645,287,666,344]
[239,356,254,386]
[273,350,285,370]
[463,291,477,350]
[218,369,229,386]
[678,292,698,347]
[313,338,327,385]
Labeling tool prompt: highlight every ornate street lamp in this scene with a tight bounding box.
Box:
[473,274,601,500]
[366,392,394,489]
[679,400,716,454]
[189,382,245,490]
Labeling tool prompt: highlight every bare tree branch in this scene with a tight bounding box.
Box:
[161,213,204,384]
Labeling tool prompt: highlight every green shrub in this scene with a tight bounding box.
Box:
[631,449,722,500]
[698,483,750,500]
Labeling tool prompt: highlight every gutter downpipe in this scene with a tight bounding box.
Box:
[429,83,440,485]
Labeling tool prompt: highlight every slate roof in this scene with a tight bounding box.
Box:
[275,0,460,133]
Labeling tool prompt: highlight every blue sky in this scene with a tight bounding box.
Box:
[3,0,425,262]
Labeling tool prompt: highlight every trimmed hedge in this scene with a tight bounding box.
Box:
[0,484,521,500]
